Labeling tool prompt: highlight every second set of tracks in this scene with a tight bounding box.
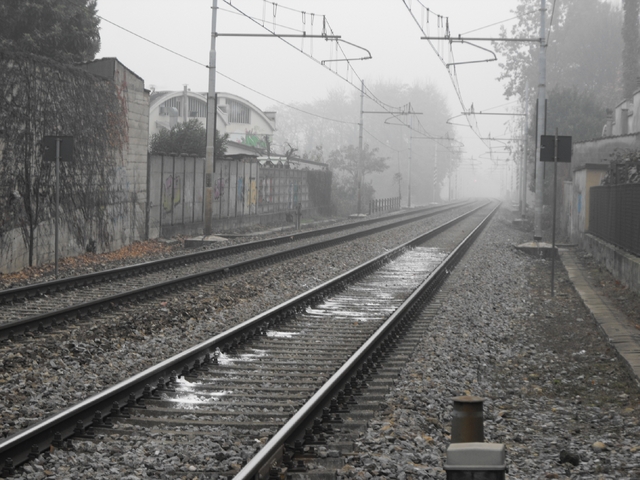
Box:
[0,202,470,341]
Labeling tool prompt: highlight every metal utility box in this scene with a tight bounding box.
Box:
[444,442,506,480]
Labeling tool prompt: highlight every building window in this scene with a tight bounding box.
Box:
[228,100,251,124]
[161,96,207,118]
[189,97,207,117]
[162,97,181,113]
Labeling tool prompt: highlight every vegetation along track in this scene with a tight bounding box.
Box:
[0,202,473,341]
[0,201,498,478]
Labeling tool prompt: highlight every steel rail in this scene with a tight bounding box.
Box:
[0,202,475,341]
[0,202,469,306]
[0,201,490,471]
[235,201,500,479]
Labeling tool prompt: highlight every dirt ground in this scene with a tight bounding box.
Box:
[0,239,184,289]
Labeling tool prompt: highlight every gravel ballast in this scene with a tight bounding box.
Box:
[337,210,640,479]
[4,206,640,479]
[0,207,480,441]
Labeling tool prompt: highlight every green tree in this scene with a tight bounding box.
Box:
[150,119,228,158]
[0,0,101,64]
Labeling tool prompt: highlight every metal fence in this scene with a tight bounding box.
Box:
[589,183,640,256]
[211,160,309,218]
[149,155,324,236]
[369,197,401,215]
[148,155,205,236]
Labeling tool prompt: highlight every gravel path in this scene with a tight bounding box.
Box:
[337,209,640,480]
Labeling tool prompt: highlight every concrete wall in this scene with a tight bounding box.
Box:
[561,180,572,241]
[0,58,150,274]
[567,91,640,294]
[572,135,640,170]
[80,58,150,249]
[570,159,640,296]
[581,233,640,295]
[571,164,608,243]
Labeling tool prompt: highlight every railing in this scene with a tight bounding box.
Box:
[369,196,401,215]
[589,183,640,256]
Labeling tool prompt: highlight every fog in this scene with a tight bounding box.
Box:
[97,0,531,204]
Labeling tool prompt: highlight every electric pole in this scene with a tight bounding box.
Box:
[533,0,547,241]
[521,80,529,218]
[408,110,413,208]
[204,0,217,235]
[358,80,364,215]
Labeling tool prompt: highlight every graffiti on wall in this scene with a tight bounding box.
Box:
[288,182,299,209]
[249,179,257,206]
[214,178,225,200]
[237,177,244,202]
[259,177,274,204]
[163,175,181,212]
[240,129,268,149]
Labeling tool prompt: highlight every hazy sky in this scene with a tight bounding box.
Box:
[96,0,534,197]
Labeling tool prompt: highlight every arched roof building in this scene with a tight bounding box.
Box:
[149,88,276,155]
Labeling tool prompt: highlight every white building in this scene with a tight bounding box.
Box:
[149,87,276,155]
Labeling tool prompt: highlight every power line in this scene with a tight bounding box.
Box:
[400,0,514,152]
[99,0,424,138]
[363,127,402,153]
[546,0,557,45]
[460,10,538,36]
[98,16,208,68]
[218,6,302,34]
[216,70,358,126]
[98,12,360,127]
[100,3,458,156]
[221,1,413,118]
[400,1,484,140]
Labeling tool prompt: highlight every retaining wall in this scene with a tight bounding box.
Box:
[581,233,640,295]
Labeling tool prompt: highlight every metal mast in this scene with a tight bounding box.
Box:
[358,80,364,215]
[204,0,218,235]
[533,0,547,240]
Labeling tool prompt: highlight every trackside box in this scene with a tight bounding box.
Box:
[444,442,506,480]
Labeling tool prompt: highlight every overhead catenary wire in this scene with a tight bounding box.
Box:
[98,16,209,69]
[216,70,358,126]
[218,6,302,34]
[95,1,459,158]
[96,11,360,128]
[98,6,425,142]
[96,0,458,153]
[460,9,539,36]
[546,0,557,45]
[399,2,466,110]
[221,0,417,120]
[400,0,529,155]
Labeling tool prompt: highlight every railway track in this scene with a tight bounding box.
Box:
[0,202,472,341]
[0,201,498,478]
